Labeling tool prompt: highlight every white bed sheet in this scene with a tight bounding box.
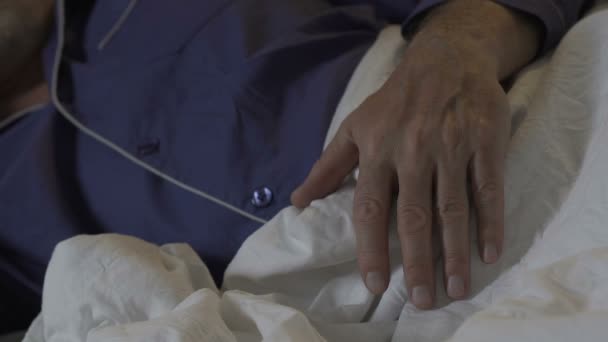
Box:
[24,3,608,341]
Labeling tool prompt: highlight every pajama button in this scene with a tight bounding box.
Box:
[251,187,273,208]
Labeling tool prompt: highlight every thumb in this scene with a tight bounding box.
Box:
[291,124,358,208]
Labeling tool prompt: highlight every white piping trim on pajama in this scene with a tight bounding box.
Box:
[97,0,139,50]
[53,0,268,225]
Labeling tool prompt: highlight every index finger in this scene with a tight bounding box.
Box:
[353,164,393,295]
[291,123,358,208]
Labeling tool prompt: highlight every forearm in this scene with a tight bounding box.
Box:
[411,0,542,80]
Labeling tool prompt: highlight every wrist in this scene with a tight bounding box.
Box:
[405,29,500,80]
[408,0,541,79]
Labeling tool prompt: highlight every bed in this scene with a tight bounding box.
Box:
[16,1,608,341]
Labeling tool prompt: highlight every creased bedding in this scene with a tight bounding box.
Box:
[24,2,608,341]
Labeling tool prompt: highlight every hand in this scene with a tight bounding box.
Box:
[291,32,511,309]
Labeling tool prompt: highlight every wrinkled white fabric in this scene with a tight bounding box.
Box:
[24,2,608,341]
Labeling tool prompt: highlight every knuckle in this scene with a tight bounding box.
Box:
[360,133,387,161]
[354,195,385,224]
[478,229,496,243]
[441,125,465,152]
[332,123,353,146]
[476,180,500,205]
[443,252,468,268]
[438,200,468,224]
[404,261,422,275]
[404,244,430,261]
[357,249,388,264]
[396,203,429,235]
[403,121,433,152]
[444,140,465,156]
[404,261,430,278]
[478,217,502,237]
[406,129,431,152]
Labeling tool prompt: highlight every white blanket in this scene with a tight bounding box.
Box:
[25,3,608,341]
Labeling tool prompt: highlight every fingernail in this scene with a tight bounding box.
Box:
[447,276,465,299]
[365,272,387,294]
[412,286,432,308]
[290,188,305,207]
[484,244,498,264]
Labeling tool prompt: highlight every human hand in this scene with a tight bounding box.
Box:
[292,32,511,309]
